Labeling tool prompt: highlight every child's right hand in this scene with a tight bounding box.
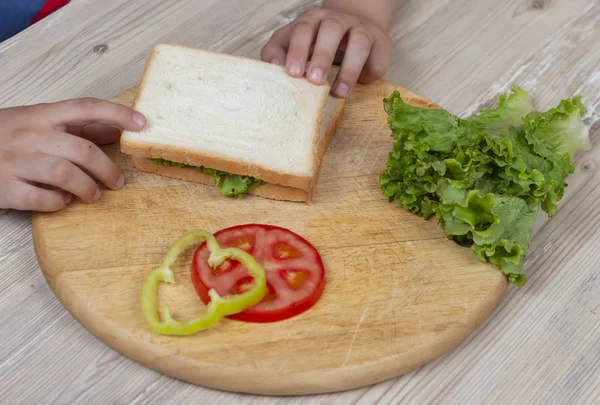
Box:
[0,98,146,212]
[261,6,393,98]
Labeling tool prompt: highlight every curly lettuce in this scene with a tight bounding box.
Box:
[380,87,590,285]
[150,158,263,197]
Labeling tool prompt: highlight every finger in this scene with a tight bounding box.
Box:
[332,27,374,98]
[306,15,350,85]
[286,17,321,77]
[358,34,392,84]
[9,152,101,204]
[0,179,71,212]
[261,25,291,66]
[67,123,121,145]
[32,130,123,191]
[35,98,146,130]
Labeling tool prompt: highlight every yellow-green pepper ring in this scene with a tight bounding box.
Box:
[141,230,267,335]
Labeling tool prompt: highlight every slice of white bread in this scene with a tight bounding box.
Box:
[121,43,345,194]
[131,93,346,202]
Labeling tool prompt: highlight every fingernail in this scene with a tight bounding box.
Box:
[93,189,101,202]
[288,60,302,76]
[64,193,73,204]
[334,83,351,97]
[116,173,125,189]
[133,112,146,128]
[309,68,325,84]
[270,58,282,66]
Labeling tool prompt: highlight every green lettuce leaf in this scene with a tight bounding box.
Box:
[469,87,534,129]
[380,87,589,285]
[201,168,263,197]
[523,95,590,157]
[150,158,263,197]
[150,158,190,168]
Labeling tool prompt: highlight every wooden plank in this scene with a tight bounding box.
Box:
[0,0,320,107]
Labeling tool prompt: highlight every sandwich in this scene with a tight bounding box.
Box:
[120,44,346,202]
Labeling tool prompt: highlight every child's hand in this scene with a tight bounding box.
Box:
[261,6,393,98]
[0,98,146,212]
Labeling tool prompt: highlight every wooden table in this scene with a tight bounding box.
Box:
[1,0,599,403]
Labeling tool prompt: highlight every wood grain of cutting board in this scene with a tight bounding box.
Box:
[32,79,507,395]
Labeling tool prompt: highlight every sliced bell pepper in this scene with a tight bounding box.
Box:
[140,230,267,335]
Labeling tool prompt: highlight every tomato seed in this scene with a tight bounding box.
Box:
[228,236,254,252]
[213,259,235,275]
[274,242,302,259]
[282,270,308,289]
[231,276,255,294]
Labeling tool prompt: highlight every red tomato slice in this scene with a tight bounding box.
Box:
[191,224,326,323]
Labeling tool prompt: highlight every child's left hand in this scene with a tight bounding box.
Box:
[260,8,392,98]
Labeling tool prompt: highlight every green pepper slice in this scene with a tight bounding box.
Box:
[141,230,267,335]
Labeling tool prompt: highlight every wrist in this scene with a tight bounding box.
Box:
[322,0,394,31]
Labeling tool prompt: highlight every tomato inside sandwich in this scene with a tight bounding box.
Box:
[191,224,326,323]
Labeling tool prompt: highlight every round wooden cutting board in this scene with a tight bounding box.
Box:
[32,79,507,395]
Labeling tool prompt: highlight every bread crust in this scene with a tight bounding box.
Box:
[120,43,333,191]
[129,99,345,203]
[121,141,314,190]
[132,156,312,202]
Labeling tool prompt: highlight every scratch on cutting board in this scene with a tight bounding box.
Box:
[342,306,369,367]
[368,147,386,173]
[366,255,374,283]
[81,204,89,230]
[443,280,468,313]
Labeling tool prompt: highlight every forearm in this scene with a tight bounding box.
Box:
[322,0,396,31]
